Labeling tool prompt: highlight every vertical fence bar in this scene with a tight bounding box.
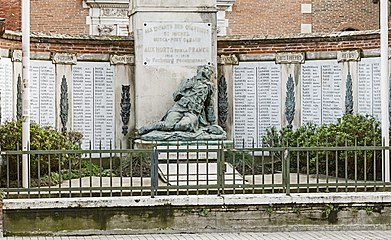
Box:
[251,139,255,194]
[220,141,225,195]
[345,139,348,192]
[316,142,319,193]
[89,141,93,197]
[110,140,113,197]
[354,137,358,192]
[241,140,245,194]
[120,141,123,196]
[79,151,82,197]
[6,154,9,198]
[151,147,158,198]
[186,141,189,195]
[38,154,41,197]
[58,153,62,198]
[48,153,51,198]
[196,141,199,195]
[325,139,329,193]
[364,139,367,192]
[286,147,290,196]
[335,139,339,192]
[306,147,309,193]
[176,141,179,195]
[130,152,133,196]
[296,140,300,193]
[99,140,103,197]
[233,147,237,194]
[261,148,264,194]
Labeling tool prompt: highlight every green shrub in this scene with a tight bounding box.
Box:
[263,114,382,180]
[0,120,83,185]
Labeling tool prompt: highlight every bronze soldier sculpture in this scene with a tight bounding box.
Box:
[138,65,225,140]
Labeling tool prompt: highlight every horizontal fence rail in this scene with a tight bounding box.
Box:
[1,142,391,198]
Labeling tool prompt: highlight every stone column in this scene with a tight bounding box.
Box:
[52,53,77,131]
[217,54,238,139]
[337,49,361,114]
[130,0,217,129]
[276,52,305,129]
[110,54,135,149]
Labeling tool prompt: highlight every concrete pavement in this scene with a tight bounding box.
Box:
[3,231,391,240]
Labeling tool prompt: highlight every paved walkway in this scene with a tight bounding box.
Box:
[3,231,391,240]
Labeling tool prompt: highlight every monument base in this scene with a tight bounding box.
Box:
[133,140,241,186]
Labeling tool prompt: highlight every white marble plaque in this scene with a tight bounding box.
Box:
[233,62,281,148]
[143,22,212,66]
[0,58,13,123]
[358,58,381,120]
[72,62,115,150]
[321,63,343,124]
[29,60,56,127]
[301,60,343,125]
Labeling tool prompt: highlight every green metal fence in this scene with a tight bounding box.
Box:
[1,141,391,198]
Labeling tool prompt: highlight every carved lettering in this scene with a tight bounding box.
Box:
[337,50,361,62]
[275,52,305,64]
[110,54,135,65]
[52,53,77,65]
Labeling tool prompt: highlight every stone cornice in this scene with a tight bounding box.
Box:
[2,30,133,43]
[218,29,384,44]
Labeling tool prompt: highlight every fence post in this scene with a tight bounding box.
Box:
[151,148,159,198]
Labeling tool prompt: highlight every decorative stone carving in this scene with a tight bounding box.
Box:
[52,53,77,65]
[11,50,22,62]
[285,74,295,129]
[218,75,228,131]
[337,49,361,62]
[110,54,134,65]
[345,72,353,114]
[60,76,69,132]
[102,8,128,17]
[276,52,305,64]
[218,54,239,65]
[120,85,131,136]
[97,25,115,35]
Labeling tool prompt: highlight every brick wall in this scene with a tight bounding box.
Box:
[0,0,21,31]
[312,0,380,32]
[225,0,382,35]
[226,0,304,35]
[217,30,382,55]
[0,0,88,34]
[0,32,134,54]
[30,0,88,34]
[0,0,386,36]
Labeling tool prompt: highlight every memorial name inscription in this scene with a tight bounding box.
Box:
[143,22,212,66]
[233,62,281,147]
[72,62,115,150]
[0,58,12,123]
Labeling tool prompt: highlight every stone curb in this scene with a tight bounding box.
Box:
[4,192,391,210]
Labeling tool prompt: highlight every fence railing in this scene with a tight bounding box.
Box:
[1,142,391,198]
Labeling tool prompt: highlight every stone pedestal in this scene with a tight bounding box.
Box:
[130,0,218,129]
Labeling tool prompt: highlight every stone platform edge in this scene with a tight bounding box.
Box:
[4,192,391,210]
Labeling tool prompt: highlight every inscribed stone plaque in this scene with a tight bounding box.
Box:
[0,58,13,123]
[358,58,381,120]
[233,62,281,148]
[72,62,115,150]
[301,60,343,125]
[143,22,212,66]
[29,60,56,127]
